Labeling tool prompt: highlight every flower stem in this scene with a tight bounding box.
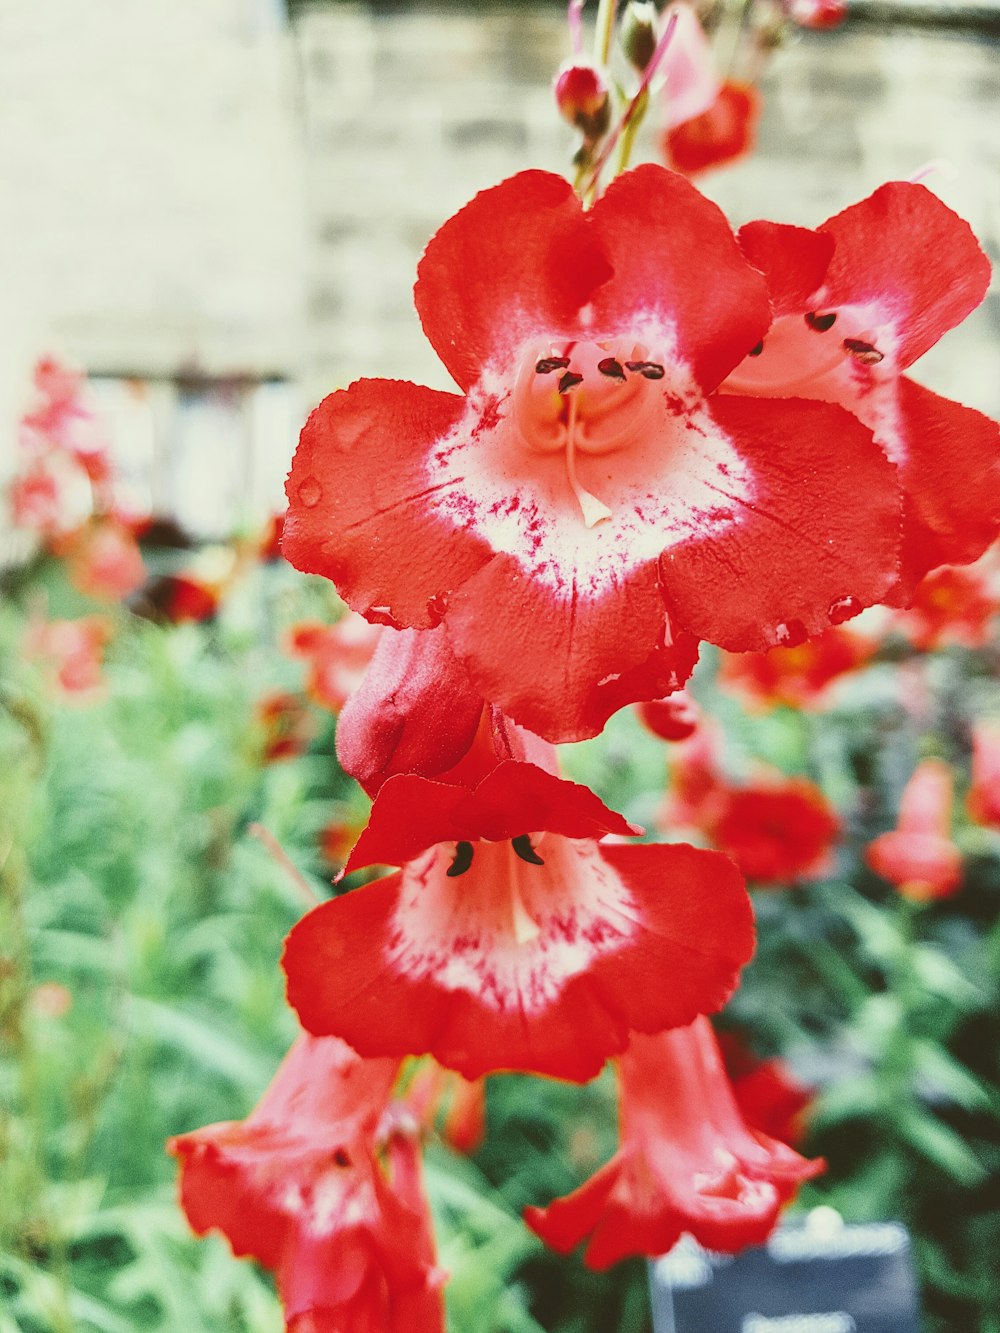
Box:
[593,0,618,67]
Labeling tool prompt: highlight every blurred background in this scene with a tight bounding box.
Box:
[1,3,999,1332]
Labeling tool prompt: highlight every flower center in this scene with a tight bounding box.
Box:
[724,308,887,398]
[510,341,666,528]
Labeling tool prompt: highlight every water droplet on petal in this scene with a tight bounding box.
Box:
[296,477,322,507]
[773,618,808,647]
[828,594,861,625]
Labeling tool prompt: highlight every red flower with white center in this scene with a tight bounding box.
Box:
[710,778,840,884]
[169,1034,444,1333]
[662,82,761,178]
[968,722,1000,831]
[894,559,997,652]
[336,626,485,795]
[524,1017,822,1266]
[283,167,901,744]
[717,624,877,711]
[866,759,962,901]
[283,761,753,1082]
[288,614,382,714]
[728,184,999,598]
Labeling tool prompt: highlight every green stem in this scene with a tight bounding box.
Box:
[593,0,619,68]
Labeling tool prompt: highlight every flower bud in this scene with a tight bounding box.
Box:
[785,0,847,28]
[620,1,659,71]
[554,61,611,140]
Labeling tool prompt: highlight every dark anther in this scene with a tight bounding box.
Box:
[512,834,545,866]
[805,311,837,333]
[748,341,764,357]
[624,360,665,380]
[446,840,475,878]
[842,338,884,365]
[558,371,584,393]
[597,357,627,381]
[333,1148,351,1167]
[535,356,571,374]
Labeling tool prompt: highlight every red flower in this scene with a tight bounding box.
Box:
[727,184,999,597]
[283,761,753,1082]
[718,1031,814,1146]
[968,722,1000,830]
[710,778,840,884]
[662,82,761,177]
[717,624,877,711]
[524,1017,822,1266]
[866,759,962,901]
[894,559,996,652]
[288,614,382,714]
[335,626,484,795]
[637,689,700,742]
[785,0,848,28]
[169,1035,444,1333]
[283,167,901,743]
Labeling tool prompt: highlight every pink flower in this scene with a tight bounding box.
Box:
[866,759,963,901]
[283,167,902,743]
[64,519,146,602]
[287,615,382,714]
[23,616,111,700]
[524,1017,822,1266]
[169,1035,444,1333]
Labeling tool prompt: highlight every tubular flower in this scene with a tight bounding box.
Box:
[283,166,903,744]
[866,758,963,901]
[169,1035,444,1333]
[283,761,754,1082]
[728,184,1000,598]
[524,1017,823,1267]
[968,722,1000,830]
[717,624,877,712]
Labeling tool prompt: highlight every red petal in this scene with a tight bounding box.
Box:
[336,627,484,796]
[587,164,771,393]
[737,221,835,317]
[414,171,613,391]
[892,376,1000,590]
[282,380,492,627]
[285,840,752,1081]
[344,761,637,875]
[659,395,901,650]
[444,552,684,743]
[818,182,992,368]
[662,83,760,181]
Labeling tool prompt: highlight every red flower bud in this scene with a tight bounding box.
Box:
[554,61,611,140]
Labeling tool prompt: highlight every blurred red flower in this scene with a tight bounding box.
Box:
[866,759,962,901]
[662,82,761,177]
[895,560,996,652]
[287,615,381,714]
[717,624,876,711]
[711,778,840,884]
[524,1017,822,1266]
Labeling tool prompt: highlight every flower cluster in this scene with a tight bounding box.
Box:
[168,5,997,1323]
